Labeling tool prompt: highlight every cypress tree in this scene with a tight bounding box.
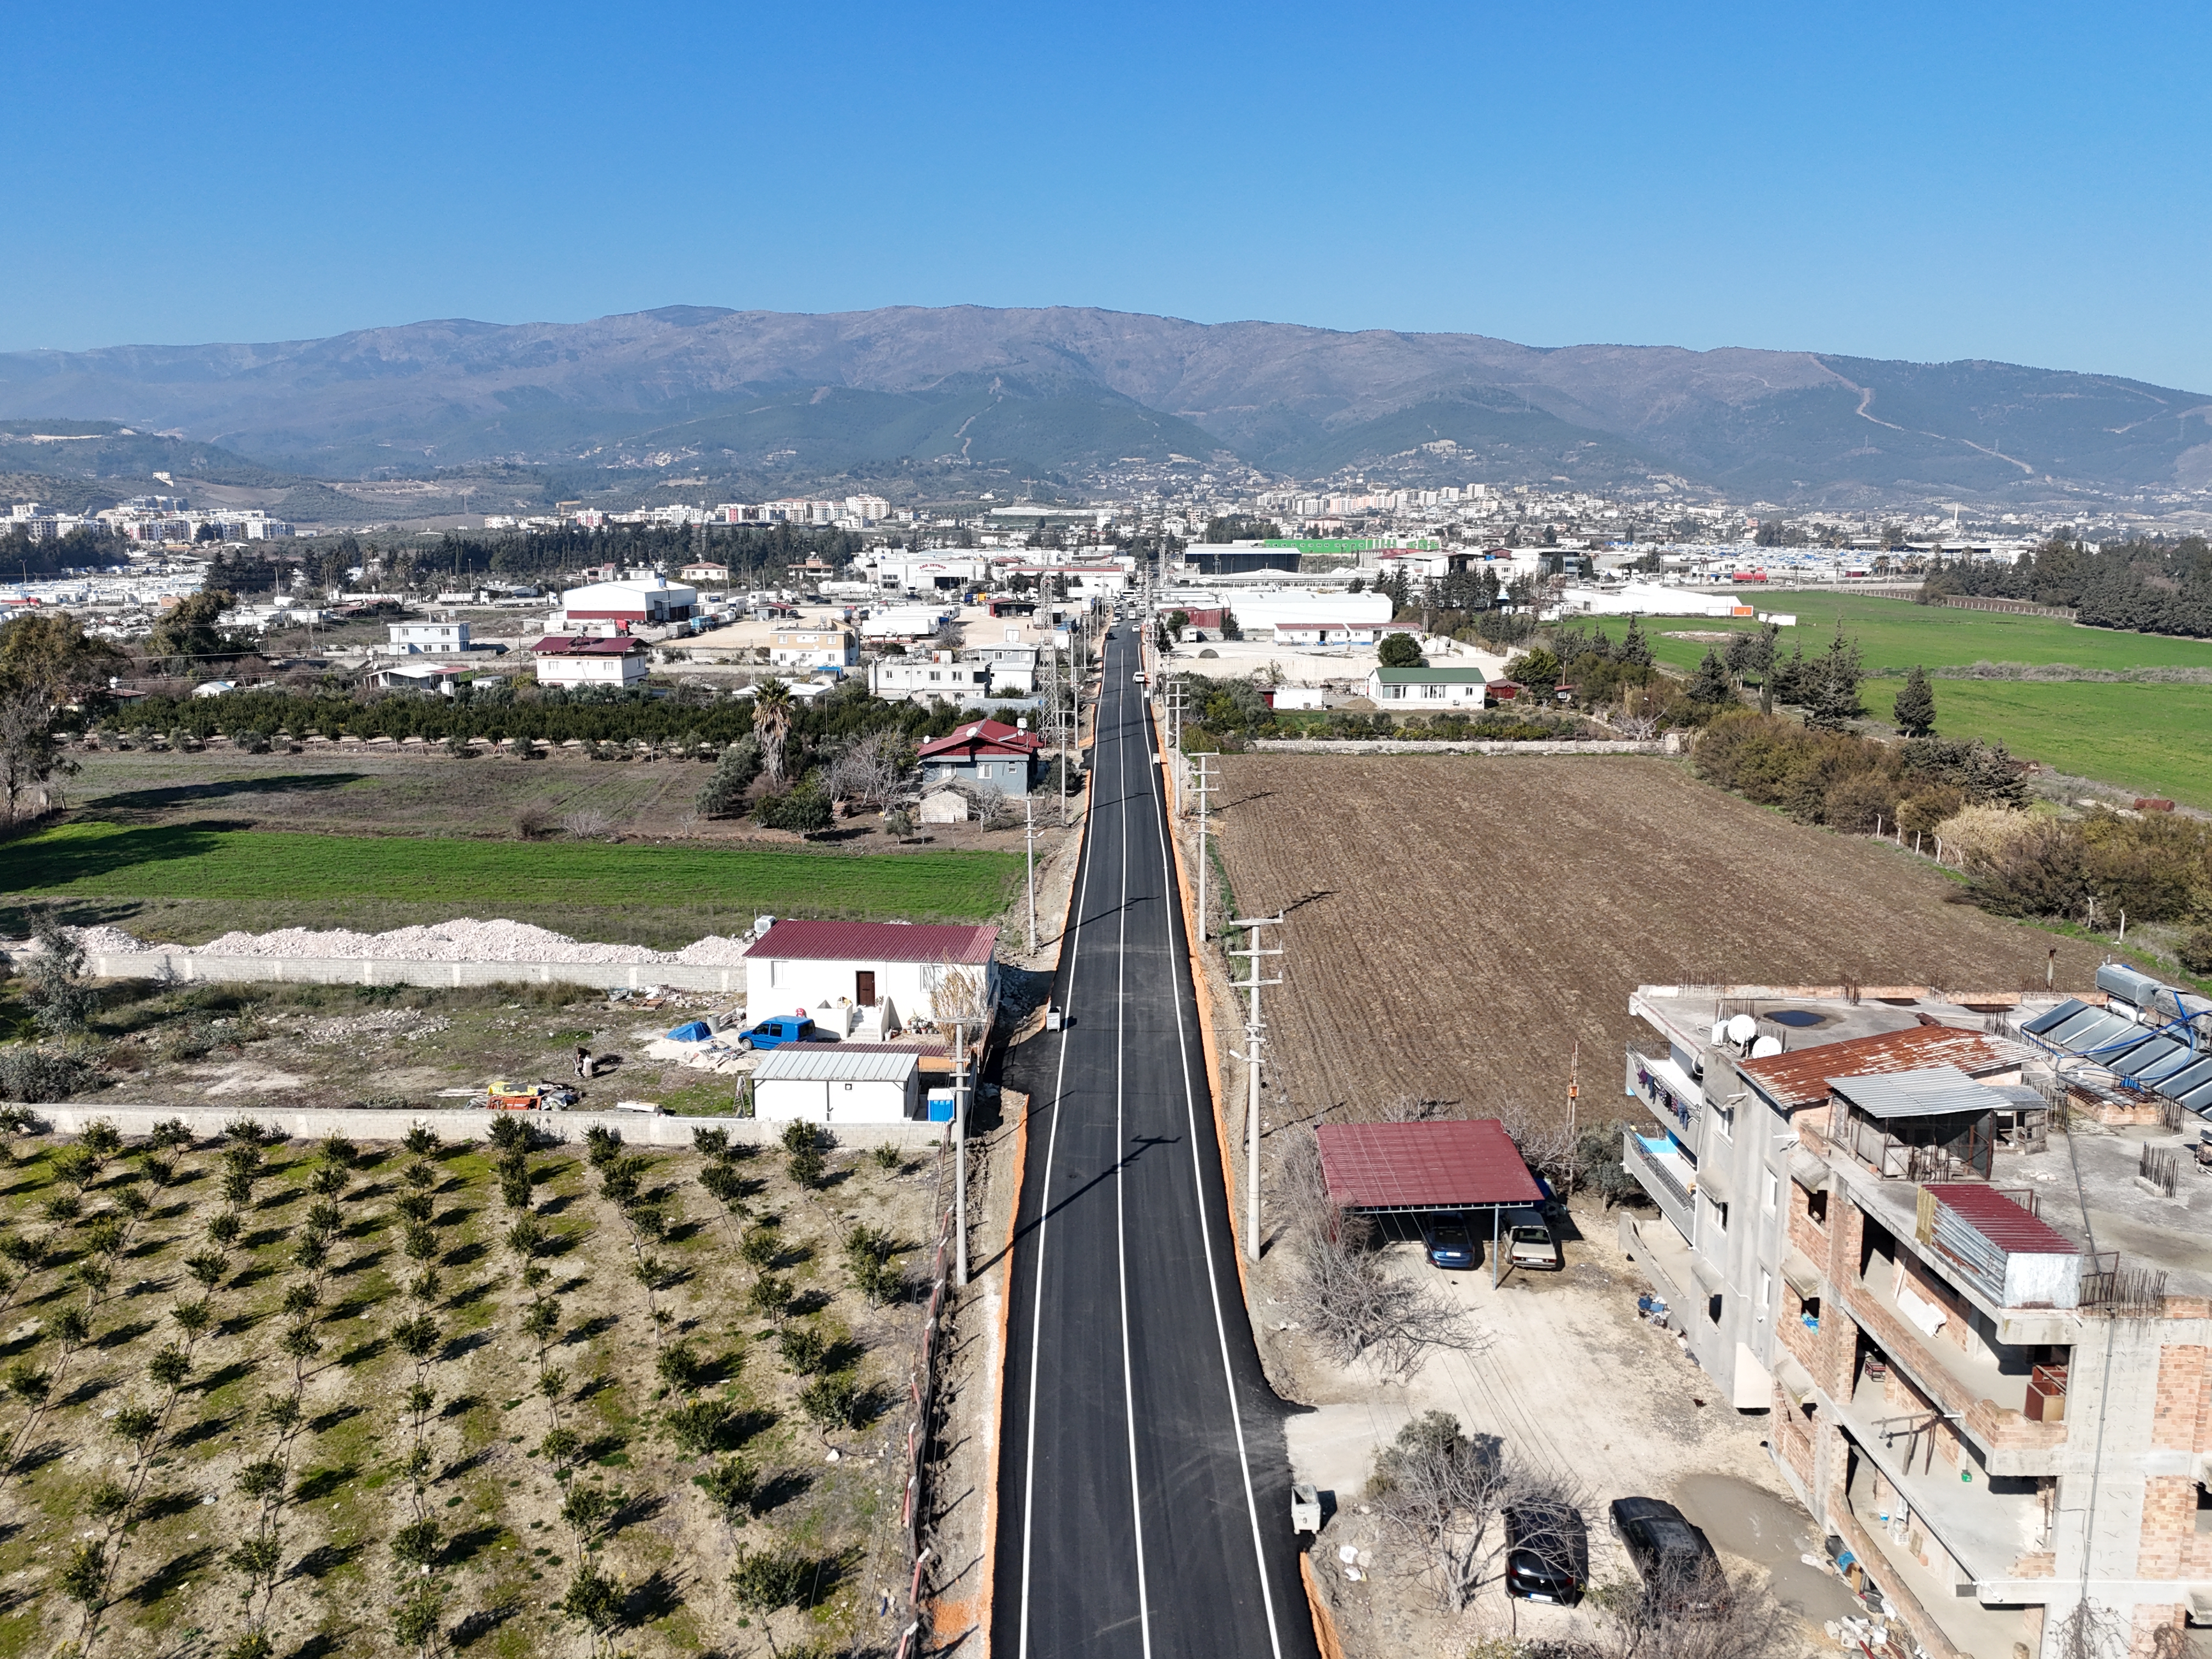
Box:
[1893,665,1937,737]
[1687,648,1735,706]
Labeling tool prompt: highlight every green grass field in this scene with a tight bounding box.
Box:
[1639,593,2212,675]
[1625,596,2212,805]
[0,823,1023,923]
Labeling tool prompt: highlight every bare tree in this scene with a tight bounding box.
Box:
[825,729,909,809]
[1580,1562,1795,1659]
[1277,1132,1479,1379]
[1368,1410,1587,1613]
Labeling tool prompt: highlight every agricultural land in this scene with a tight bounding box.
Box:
[0,1114,944,1658]
[1,748,1031,950]
[1204,753,2130,1129]
[1641,595,2212,807]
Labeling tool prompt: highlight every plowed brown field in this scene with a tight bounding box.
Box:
[1207,754,2116,1127]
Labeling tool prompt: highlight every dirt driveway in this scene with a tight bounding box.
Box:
[1266,1195,1859,1654]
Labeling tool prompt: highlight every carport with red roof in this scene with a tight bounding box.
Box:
[1315,1118,1545,1282]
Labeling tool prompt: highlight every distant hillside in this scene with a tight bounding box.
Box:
[2,308,2207,504]
[0,420,298,488]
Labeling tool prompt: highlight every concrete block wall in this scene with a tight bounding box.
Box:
[24,951,756,996]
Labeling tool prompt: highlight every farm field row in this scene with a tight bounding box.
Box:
[1,823,1025,940]
[0,1118,940,1657]
[1205,754,2131,1129]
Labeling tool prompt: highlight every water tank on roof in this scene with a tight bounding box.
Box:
[1711,1020,1729,1047]
[1726,1014,1759,1047]
[2096,962,2164,1013]
[1750,1035,1784,1059]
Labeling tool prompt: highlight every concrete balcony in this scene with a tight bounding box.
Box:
[1834,1270,2067,1475]
[1623,1128,1699,1243]
[1835,1458,2041,1659]
[1833,1369,2049,1587]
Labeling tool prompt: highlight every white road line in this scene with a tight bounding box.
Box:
[1015,668,1111,1659]
[1141,682,1286,1659]
[1113,670,1157,1658]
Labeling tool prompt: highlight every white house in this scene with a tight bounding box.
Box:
[387,621,470,654]
[1363,665,1493,707]
[868,651,994,703]
[743,918,999,1036]
[532,635,647,689]
[749,1046,920,1125]
[770,626,857,672]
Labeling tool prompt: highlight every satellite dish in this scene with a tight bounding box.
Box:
[1710,1021,1730,1047]
[1750,1035,1785,1059]
[1726,1014,1759,1046]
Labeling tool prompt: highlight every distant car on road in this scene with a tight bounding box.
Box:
[1132,671,1148,684]
[1422,1217,1476,1270]
[1505,1502,1588,1604]
[1608,1497,1726,1607]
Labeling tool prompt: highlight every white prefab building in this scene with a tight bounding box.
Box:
[1364,665,1492,706]
[750,1046,920,1125]
[743,918,999,1036]
[552,577,699,628]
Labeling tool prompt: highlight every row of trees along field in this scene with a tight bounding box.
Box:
[206,523,867,596]
[1691,711,2212,960]
[1921,534,2212,636]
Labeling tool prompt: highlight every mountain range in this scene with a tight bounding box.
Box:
[3,304,2210,507]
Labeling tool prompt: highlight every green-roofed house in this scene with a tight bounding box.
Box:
[1363,664,1505,709]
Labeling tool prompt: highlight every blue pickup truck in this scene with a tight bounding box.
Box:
[736,1015,832,1051]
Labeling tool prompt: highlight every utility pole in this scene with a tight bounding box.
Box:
[1191,753,1219,939]
[953,1017,969,1288]
[1227,916,1284,1263]
[1023,793,1038,953]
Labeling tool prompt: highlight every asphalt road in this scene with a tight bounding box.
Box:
[992,627,1317,1659]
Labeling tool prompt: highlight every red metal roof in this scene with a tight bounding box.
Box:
[1925,1183,2079,1256]
[531,634,639,656]
[917,719,1045,761]
[1316,1120,1543,1211]
[743,919,997,966]
[1740,1025,2018,1108]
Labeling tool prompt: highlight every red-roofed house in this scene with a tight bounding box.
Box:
[531,634,646,689]
[917,719,1045,795]
[743,918,999,1036]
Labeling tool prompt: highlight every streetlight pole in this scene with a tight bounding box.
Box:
[1227,915,1284,1263]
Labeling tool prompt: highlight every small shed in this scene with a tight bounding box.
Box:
[751,1046,920,1125]
[1827,1065,2009,1182]
[918,788,969,825]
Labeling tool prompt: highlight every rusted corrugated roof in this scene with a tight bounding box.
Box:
[1926,1183,2078,1256]
[1316,1120,1543,1211]
[1741,1025,2019,1108]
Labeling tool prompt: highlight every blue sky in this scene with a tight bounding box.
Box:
[6,1,2210,388]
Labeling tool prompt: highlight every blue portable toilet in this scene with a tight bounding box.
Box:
[927,1089,956,1123]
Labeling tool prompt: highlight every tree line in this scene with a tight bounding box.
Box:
[1921,534,2212,637]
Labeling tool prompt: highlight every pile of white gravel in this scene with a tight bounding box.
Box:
[48,918,761,967]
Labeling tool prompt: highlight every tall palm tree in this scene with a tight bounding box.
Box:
[752,678,792,788]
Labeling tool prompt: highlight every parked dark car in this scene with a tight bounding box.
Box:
[1505,1502,1588,1604]
[1608,1497,1727,1607]
[1422,1217,1476,1270]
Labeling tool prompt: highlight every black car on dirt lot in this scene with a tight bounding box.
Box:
[1607,1496,1727,1608]
[1504,1502,1588,1604]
